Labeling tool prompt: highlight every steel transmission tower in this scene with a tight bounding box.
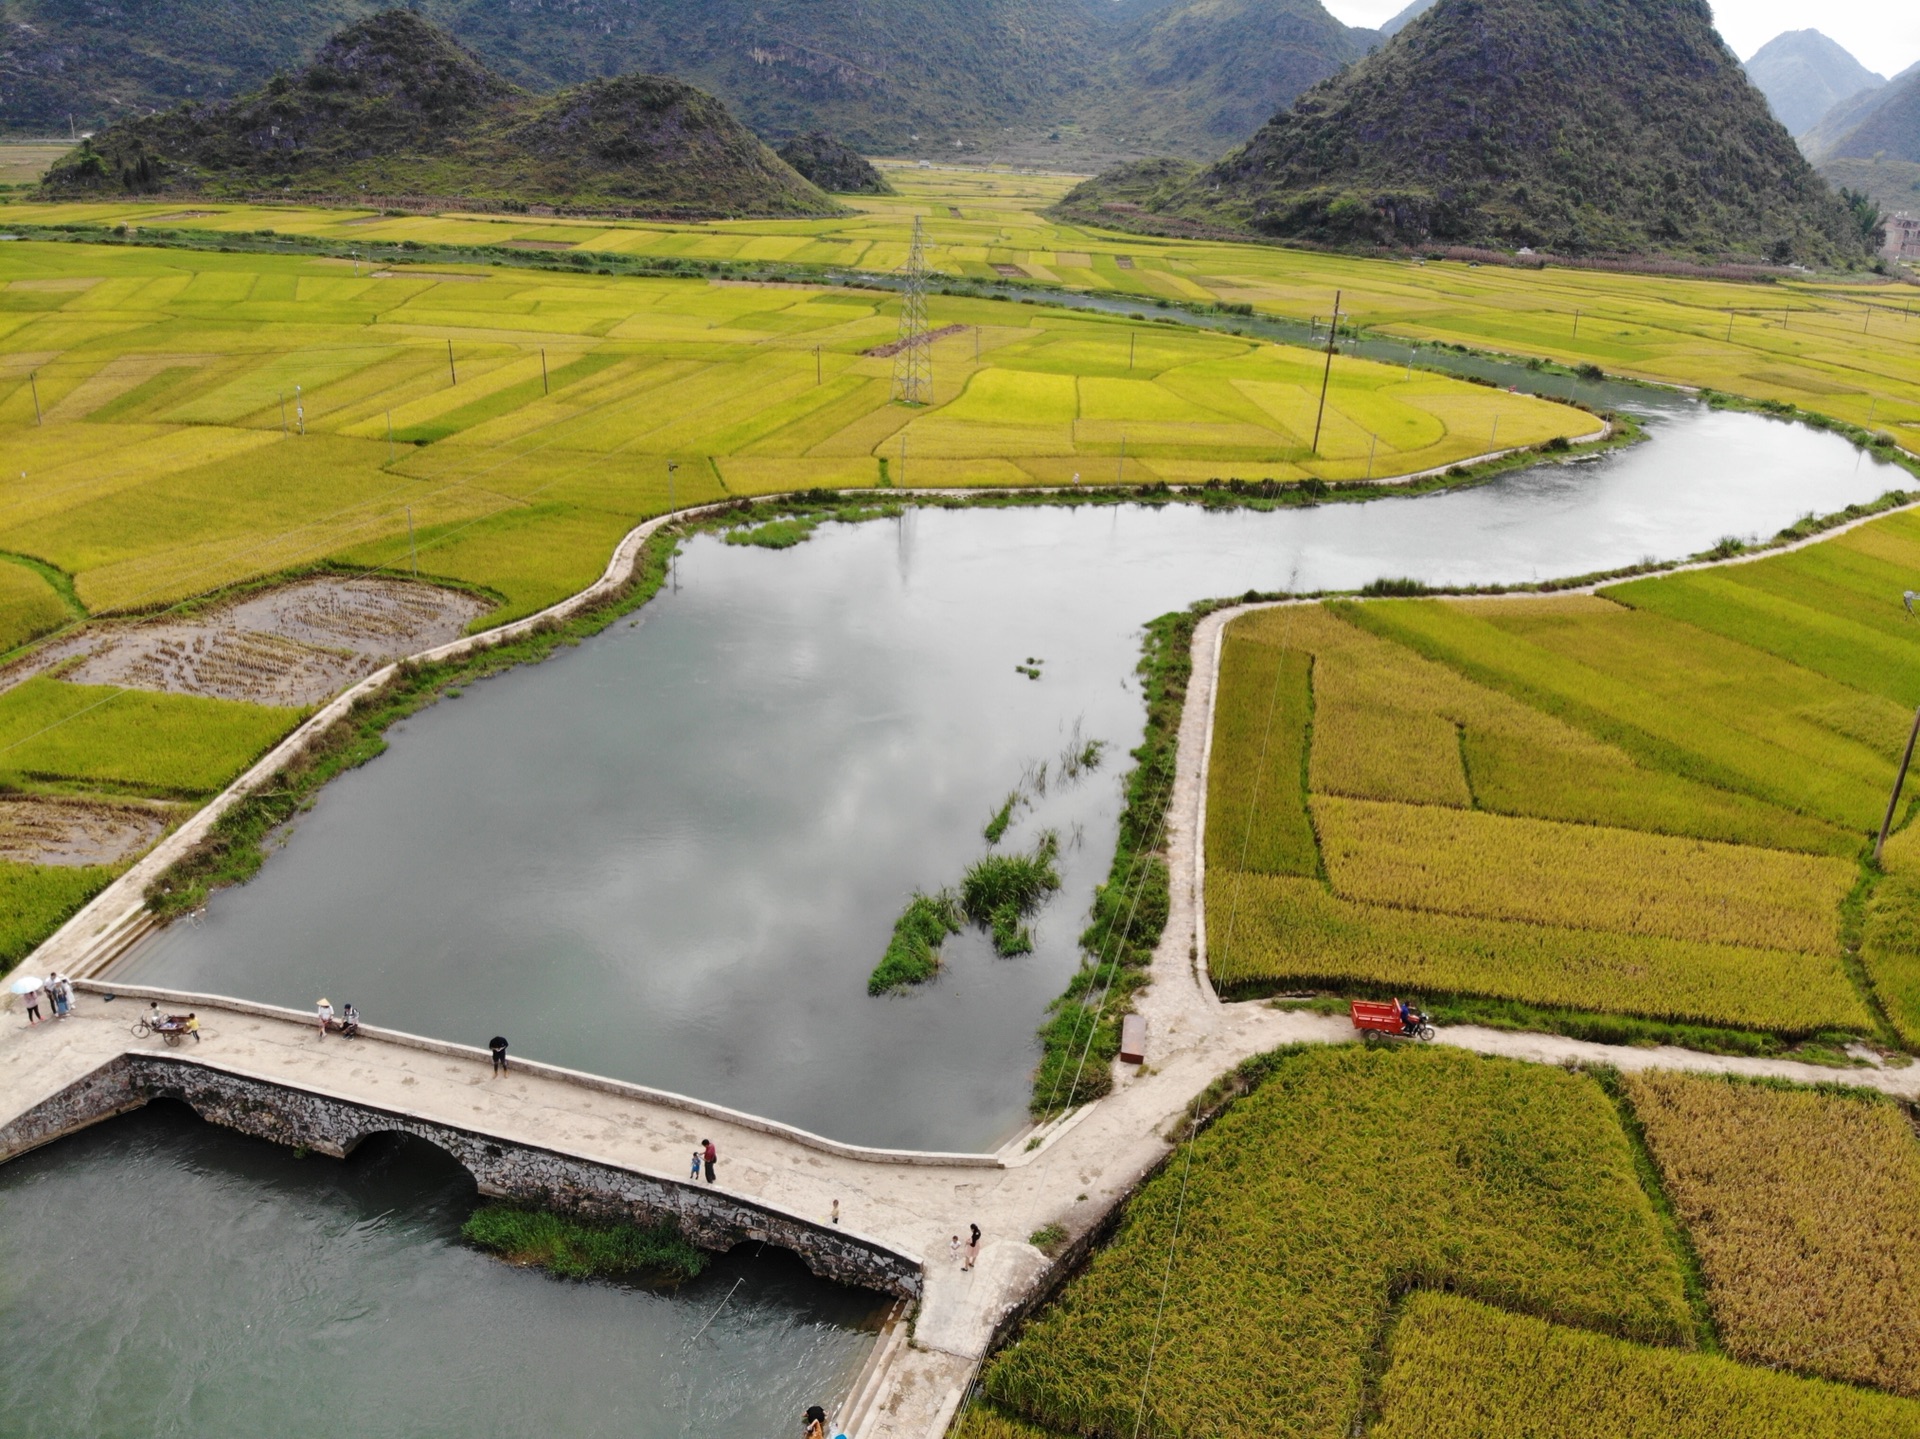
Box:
[891,217,933,405]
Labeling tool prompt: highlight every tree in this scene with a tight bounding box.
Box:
[1840,188,1885,251]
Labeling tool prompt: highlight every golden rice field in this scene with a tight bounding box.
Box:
[1209,871,1870,1031]
[981,1045,1691,1439]
[1374,1294,1920,1439]
[0,241,1589,642]
[1622,1072,1920,1395]
[1204,586,1899,1034]
[9,159,1918,449]
[1312,795,1853,954]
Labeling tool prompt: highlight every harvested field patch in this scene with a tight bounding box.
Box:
[0,794,171,866]
[864,323,968,358]
[1374,1293,1920,1439]
[982,1044,1690,1439]
[8,576,490,707]
[1622,1072,1920,1395]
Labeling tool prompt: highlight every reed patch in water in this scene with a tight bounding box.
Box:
[462,1204,707,1283]
[868,888,964,993]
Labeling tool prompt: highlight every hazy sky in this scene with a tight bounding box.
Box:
[1320,0,1920,78]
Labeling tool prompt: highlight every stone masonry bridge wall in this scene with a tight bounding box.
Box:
[0,1053,923,1300]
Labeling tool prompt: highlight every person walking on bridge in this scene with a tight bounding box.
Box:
[702,1138,717,1184]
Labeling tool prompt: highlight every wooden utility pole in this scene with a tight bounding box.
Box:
[1311,291,1341,456]
[447,340,457,386]
[28,371,41,425]
[1129,332,1136,370]
[1572,309,1580,340]
[815,346,822,385]
[541,348,549,394]
[1876,706,1920,865]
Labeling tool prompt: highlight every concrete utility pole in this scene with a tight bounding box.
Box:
[387,409,394,462]
[407,506,417,577]
[447,341,457,386]
[1572,309,1581,340]
[541,348,549,394]
[1311,291,1341,456]
[28,371,41,425]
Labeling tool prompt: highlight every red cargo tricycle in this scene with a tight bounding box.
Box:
[1350,998,1434,1042]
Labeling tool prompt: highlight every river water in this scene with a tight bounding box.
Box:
[0,1104,883,1439]
[25,398,1911,1437]
[120,402,1908,1153]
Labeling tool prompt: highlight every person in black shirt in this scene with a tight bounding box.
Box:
[489,1035,509,1074]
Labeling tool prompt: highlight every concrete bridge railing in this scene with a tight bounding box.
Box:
[3,1046,925,1299]
[68,981,1002,1170]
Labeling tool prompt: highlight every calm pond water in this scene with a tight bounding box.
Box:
[0,1105,884,1439]
[121,402,1909,1153]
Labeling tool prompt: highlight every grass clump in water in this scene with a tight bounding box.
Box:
[869,888,964,993]
[964,830,1061,956]
[724,517,818,549]
[462,1204,707,1283]
[984,790,1020,844]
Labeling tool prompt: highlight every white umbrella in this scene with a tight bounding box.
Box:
[9,974,45,995]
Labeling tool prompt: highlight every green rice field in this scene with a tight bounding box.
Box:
[7,160,1915,450]
[1205,567,1920,1036]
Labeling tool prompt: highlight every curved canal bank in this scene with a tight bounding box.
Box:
[98,405,1913,1153]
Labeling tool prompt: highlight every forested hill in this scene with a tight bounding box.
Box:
[39,12,838,217]
[0,0,1374,159]
[1104,0,1870,265]
[1081,0,1376,156]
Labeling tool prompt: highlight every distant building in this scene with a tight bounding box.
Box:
[1886,212,1920,264]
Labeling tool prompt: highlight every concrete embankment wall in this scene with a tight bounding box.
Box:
[0,1052,923,1300]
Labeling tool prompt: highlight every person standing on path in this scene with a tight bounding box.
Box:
[316,998,333,1039]
[831,1199,839,1226]
[489,1036,509,1074]
[702,1139,717,1184]
[949,1234,961,1265]
[963,1223,981,1271]
[690,1148,702,1181]
[21,981,43,1026]
[47,973,69,1019]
